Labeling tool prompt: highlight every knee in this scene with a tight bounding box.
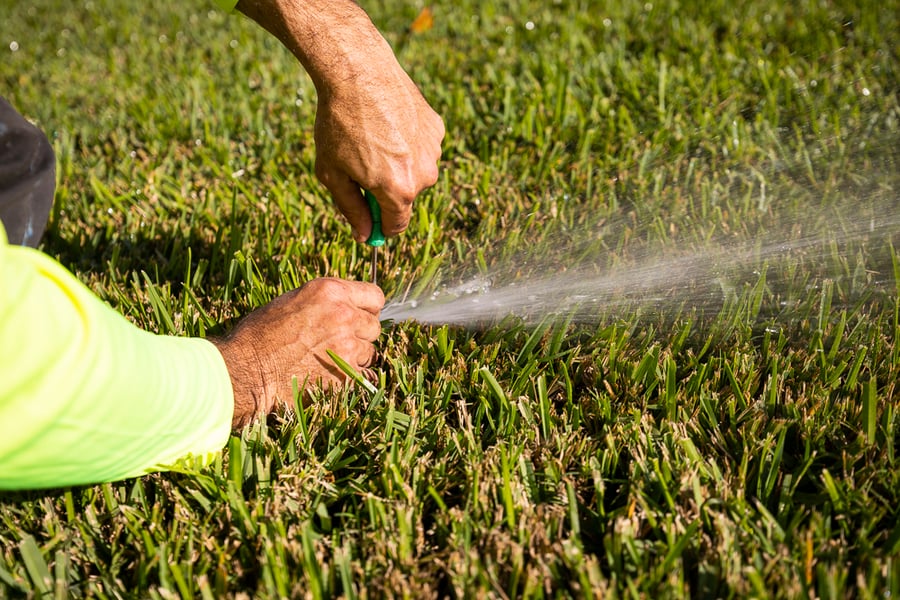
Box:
[0,111,56,182]
[0,99,56,247]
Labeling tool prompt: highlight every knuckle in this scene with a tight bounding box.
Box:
[302,278,327,295]
[372,284,386,305]
[367,319,383,341]
[384,215,411,236]
[336,341,360,363]
[334,303,356,323]
[303,277,343,300]
[359,340,375,360]
[424,161,439,187]
[314,161,335,186]
[382,176,416,205]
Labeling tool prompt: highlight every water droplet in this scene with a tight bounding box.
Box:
[9,41,19,52]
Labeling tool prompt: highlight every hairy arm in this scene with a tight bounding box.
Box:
[235,0,444,240]
[236,0,376,92]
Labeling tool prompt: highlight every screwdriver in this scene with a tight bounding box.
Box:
[364,189,385,285]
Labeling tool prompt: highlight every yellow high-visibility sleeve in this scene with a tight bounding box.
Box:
[0,224,234,490]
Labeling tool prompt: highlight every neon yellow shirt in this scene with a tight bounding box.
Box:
[0,224,233,490]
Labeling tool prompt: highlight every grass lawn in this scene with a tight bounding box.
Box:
[2,0,899,596]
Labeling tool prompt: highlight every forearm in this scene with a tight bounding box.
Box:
[232,0,444,239]
[235,0,389,95]
[0,229,233,490]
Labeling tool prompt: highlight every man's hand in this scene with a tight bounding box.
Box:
[314,57,444,242]
[212,278,384,428]
[236,0,445,241]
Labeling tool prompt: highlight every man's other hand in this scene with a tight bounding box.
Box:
[235,0,445,242]
[212,278,384,428]
[313,53,445,242]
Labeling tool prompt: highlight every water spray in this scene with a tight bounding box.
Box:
[383,144,899,330]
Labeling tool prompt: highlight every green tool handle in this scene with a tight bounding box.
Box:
[364,190,385,247]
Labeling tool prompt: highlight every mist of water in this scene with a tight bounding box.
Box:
[383,142,899,328]
[383,213,897,326]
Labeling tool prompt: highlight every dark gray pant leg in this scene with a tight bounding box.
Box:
[0,97,56,248]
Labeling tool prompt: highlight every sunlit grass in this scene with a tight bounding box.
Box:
[1,0,899,596]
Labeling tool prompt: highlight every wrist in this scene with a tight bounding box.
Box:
[236,0,386,94]
[211,336,273,429]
